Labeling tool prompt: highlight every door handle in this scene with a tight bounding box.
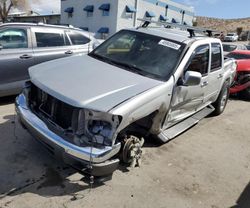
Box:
[217,74,223,79]
[201,81,208,87]
[20,54,32,59]
[65,50,73,55]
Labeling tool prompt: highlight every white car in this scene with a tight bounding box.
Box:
[224,33,238,42]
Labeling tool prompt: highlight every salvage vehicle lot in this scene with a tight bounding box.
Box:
[0,97,249,208]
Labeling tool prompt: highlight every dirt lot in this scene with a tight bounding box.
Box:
[0,96,249,208]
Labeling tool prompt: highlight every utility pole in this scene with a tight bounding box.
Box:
[165,5,168,18]
[180,10,185,24]
[133,0,139,27]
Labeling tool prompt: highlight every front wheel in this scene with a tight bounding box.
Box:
[212,82,230,116]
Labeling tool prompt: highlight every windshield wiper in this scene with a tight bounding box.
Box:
[115,62,146,76]
[89,53,115,65]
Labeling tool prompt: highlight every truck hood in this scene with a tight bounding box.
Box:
[29,55,162,112]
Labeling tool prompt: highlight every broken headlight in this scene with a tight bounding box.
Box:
[88,120,113,146]
[76,110,121,146]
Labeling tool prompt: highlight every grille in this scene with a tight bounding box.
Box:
[29,83,76,130]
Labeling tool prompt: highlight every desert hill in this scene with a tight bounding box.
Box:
[195,16,250,33]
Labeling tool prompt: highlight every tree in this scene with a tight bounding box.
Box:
[236,27,243,36]
[0,0,27,23]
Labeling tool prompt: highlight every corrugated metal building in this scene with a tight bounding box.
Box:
[61,0,194,39]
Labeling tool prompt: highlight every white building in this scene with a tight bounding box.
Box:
[61,0,194,39]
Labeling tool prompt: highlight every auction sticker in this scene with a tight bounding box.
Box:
[158,40,181,50]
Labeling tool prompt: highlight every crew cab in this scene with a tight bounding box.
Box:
[16,22,237,177]
[0,23,99,97]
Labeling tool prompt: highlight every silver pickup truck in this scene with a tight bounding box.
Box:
[16,22,237,177]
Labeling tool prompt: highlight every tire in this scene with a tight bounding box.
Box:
[239,87,250,101]
[212,82,230,116]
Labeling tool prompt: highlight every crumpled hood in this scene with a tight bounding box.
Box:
[29,55,162,112]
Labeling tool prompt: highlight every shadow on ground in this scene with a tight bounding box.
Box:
[231,181,250,208]
[0,95,16,106]
[0,95,107,200]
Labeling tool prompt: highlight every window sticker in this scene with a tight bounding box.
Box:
[158,40,181,50]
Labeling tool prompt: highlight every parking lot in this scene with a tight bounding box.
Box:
[0,96,249,208]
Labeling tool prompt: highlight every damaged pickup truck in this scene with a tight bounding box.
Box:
[16,21,237,177]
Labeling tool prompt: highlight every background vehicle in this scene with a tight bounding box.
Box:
[16,21,237,177]
[246,45,250,50]
[0,23,99,97]
[224,33,238,42]
[230,59,250,99]
[226,50,250,59]
[223,43,247,56]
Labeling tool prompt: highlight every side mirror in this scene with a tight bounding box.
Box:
[183,71,202,86]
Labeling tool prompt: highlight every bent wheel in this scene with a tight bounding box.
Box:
[122,136,144,168]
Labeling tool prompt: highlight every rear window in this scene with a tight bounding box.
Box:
[227,53,250,60]
[67,32,90,45]
[211,43,222,71]
[35,32,65,47]
[223,44,237,52]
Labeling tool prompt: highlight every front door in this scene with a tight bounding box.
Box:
[66,31,91,55]
[164,44,210,128]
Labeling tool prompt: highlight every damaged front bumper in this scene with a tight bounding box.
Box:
[15,93,121,176]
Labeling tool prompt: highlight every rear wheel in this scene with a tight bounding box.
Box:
[212,82,230,116]
[239,87,250,100]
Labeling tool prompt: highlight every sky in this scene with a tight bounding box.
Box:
[12,0,249,19]
[30,0,60,14]
[174,0,250,19]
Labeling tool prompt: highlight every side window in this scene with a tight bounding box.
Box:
[68,32,90,45]
[186,45,209,76]
[35,32,65,47]
[0,28,28,49]
[102,10,109,16]
[211,43,222,71]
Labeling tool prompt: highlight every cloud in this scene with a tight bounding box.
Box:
[30,0,60,14]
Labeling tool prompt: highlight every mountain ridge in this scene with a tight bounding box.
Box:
[195,16,250,33]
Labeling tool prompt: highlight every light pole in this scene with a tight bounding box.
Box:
[180,10,185,24]
[165,5,168,19]
[133,0,139,27]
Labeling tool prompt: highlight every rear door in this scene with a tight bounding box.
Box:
[205,42,224,103]
[66,30,91,54]
[0,26,34,90]
[165,44,210,128]
[31,27,73,65]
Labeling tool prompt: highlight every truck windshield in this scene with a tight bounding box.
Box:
[89,30,186,81]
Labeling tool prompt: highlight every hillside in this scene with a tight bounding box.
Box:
[195,16,250,33]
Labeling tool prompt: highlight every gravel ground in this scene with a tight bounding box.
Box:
[0,96,249,208]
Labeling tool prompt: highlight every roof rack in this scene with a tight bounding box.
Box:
[137,18,216,38]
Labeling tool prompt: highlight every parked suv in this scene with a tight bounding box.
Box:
[224,33,238,42]
[0,23,98,97]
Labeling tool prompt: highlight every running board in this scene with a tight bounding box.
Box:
[157,105,215,143]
